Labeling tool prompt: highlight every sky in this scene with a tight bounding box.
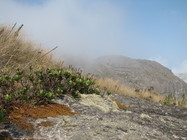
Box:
[0,0,187,73]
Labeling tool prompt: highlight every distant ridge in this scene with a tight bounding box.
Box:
[66,55,187,97]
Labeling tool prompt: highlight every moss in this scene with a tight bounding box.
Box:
[112,99,131,109]
[8,103,78,134]
[37,121,56,127]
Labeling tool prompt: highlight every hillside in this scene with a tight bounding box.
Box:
[69,55,187,97]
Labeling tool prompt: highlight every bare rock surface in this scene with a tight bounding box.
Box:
[0,93,187,140]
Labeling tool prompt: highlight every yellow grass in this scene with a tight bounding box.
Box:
[95,77,186,107]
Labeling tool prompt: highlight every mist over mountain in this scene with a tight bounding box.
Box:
[178,73,187,83]
[63,55,187,97]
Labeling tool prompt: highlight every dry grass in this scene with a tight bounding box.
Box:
[95,77,164,102]
[95,77,186,107]
[0,24,63,74]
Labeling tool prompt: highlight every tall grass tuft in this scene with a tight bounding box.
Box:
[0,24,63,75]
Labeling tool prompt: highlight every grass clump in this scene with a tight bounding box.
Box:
[163,93,186,107]
[0,24,62,74]
[163,93,176,105]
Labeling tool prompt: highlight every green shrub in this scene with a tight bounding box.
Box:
[163,93,176,105]
[163,93,187,107]
[0,66,102,112]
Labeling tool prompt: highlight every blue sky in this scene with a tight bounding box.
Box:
[0,0,187,73]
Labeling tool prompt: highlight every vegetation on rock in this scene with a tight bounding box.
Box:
[0,66,103,121]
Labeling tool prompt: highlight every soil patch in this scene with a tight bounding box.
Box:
[7,103,78,133]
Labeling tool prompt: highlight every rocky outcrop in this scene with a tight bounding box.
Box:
[0,93,187,140]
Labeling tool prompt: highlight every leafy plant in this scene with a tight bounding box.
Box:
[0,66,103,115]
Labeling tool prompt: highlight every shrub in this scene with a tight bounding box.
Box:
[0,66,102,114]
[163,93,176,105]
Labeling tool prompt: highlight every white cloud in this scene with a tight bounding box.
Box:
[0,0,125,58]
[172,60,187,74]
[149,56,169,67]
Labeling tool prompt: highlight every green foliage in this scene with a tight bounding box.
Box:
[4,94,13,102]
[163,93,176,105]
[0,105,6,122]
[163,93,187,107]
[0,66,103,113]
[178,94,186,107]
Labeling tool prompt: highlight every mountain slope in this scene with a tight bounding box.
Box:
[83,56,187,97]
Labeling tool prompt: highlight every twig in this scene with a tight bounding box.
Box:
[4,55,14,67]
[22,46,58,70]
[14,24,23,36]
[11,23,17,31]
[40,46,58,59]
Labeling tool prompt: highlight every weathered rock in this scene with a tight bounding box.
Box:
[0,94,187,140]
[0,130,13,140]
